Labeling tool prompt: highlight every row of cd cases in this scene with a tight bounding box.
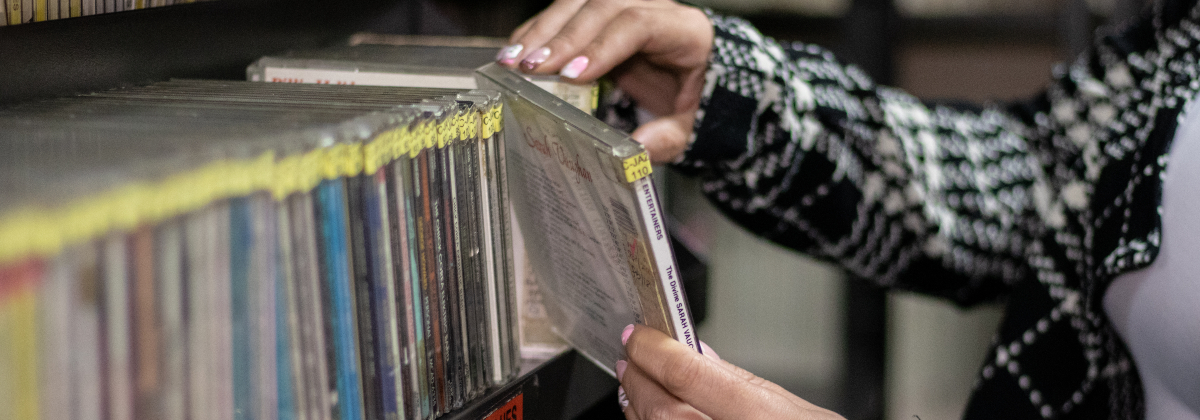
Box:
[0,77,522,420]
[1,0,210,26]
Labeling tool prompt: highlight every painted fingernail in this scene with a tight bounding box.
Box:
[559,56,589,79]
[616,360,627,381]
[700,341,720,361]
[520,47,551,71]
[497,44,523,65]
[621,324,634,345]
[617,386,629,411]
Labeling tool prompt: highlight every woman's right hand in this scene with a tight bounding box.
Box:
[619,325,847,420]
[497,0,714,164]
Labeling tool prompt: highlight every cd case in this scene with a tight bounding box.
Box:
[247,40,599,115]
[475,63,701,372]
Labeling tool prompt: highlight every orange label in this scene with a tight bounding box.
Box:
[483,394,523,420]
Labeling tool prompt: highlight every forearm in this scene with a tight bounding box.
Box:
[676,14,1044,304]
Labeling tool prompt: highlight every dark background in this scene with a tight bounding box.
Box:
[0,0,1137,105]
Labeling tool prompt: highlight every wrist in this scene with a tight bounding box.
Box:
[674,12,752,172]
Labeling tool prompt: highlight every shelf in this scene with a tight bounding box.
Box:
[442,350,618,420]
[0,2,622,418]
[0,0,400,105]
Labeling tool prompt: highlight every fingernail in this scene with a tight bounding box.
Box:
[497,44,523,65]
[617,386,629,411]
[520,47,551,71]
[621,324,634,345]
[559,56,589,79]
[700,341,720,361]
[616,360,627,381]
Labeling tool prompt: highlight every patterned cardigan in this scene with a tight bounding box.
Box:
[670,0,1200,418]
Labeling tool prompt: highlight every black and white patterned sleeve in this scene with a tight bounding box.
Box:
[675,14,1050,305]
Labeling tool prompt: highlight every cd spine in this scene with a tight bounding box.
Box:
[631,176,700,354]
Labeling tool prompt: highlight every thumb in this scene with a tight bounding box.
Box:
[630,112,694,165]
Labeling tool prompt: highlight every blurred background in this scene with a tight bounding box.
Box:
[0,0,1148,418]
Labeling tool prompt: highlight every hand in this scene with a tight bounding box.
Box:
[618,325,846,420]
[497,0,714,164]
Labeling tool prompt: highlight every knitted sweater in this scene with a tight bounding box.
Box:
[673,1,1200,418]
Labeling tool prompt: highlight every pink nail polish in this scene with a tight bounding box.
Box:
[616,360,627,381]
[621,324,634,345]
[497,44,523,66]
[559,56,589,79]
[520,47,550,71]
[700,341,720,360]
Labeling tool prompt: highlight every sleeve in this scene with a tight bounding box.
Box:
[674,13,1052,306]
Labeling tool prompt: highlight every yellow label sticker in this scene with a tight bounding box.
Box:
[423,122,436,151]
[321,147,340,180]
[622,152,653,183]
[591,85,600,113]
[343,144,363,177]
[458,114,466,142]
[300,151,324,191]
[272,155,299,199]
[407,126,420,158]
[368,130,395,173]
[364,142,382,175]
[35,0,47,22]
[482,110,495,139]
[491,104,503,134]
[395,128,409,159]
[408,125,422,158]
[453,114,464,141]
[436,122,446,149]
[250,153,275,193]
[321,144,362,179]
[440,119,457,149]
[7,1,20,25]
[0,151,312,265]
[460,112,476,141]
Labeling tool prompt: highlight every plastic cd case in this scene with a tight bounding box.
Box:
[247,43,599,115]
[475,64,702,373]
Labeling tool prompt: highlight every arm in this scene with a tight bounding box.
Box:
[505,1,1190,417]
[502,2,1047,306]
[678,15,1047,305]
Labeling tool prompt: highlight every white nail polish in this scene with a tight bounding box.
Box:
[617,386,629,411]
[559,56,589,79]
[520,47,551,70]
[499,44,523,62]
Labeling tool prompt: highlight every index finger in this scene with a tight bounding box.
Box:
[503,0,590,63]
